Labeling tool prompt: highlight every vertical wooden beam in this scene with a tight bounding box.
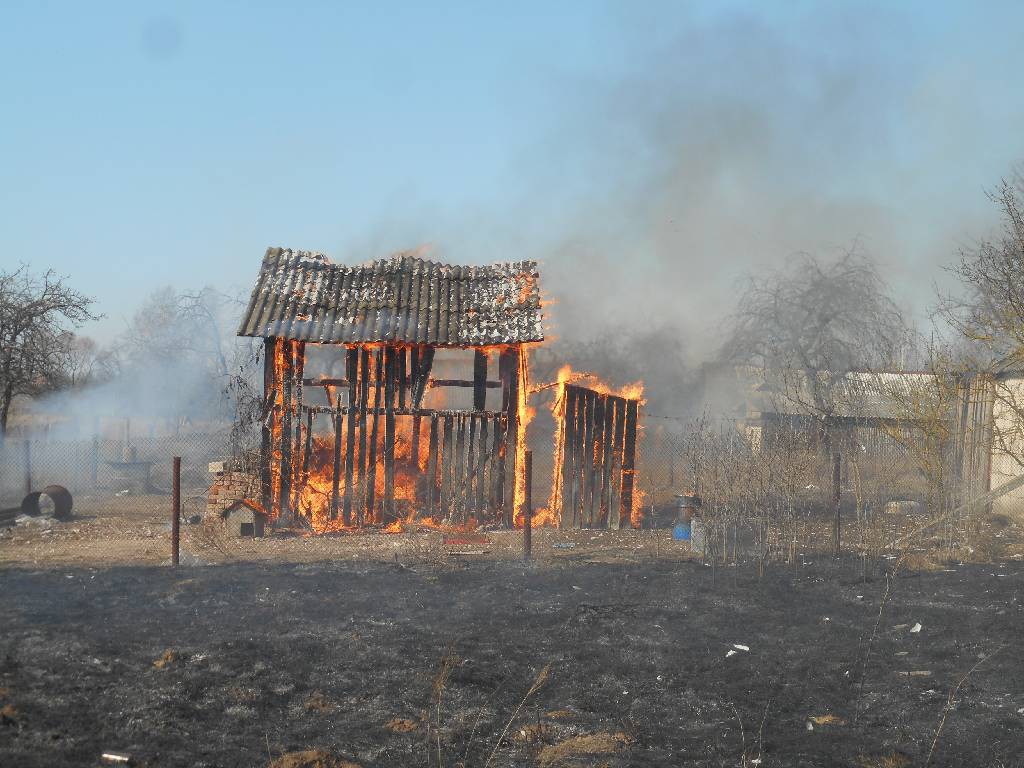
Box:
[331,395,343,520]
[473,350,488,411]
[499,348,520,527]
[397,346,407,411]
[366,348,384,524]
[590,394,606,527]
[466,413,478,519]
[261,338,276,514]
[454,414,467,523]
[580,390,595,527]
[341,348,359,524]
[383,347,397,523]
[290,342,306,517]
[558,385,577,529]
[609,397,626,529]
[599,395,617,527]
[620,399,639,528]
[573,387,587,528]
[278,340,294,526]
[476,413,489,517]
[441,414,454,519]
[355,348,371,526]
[426,413,440,519]
[490,413,503,519]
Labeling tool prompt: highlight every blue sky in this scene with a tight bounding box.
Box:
[3,1,1024,351]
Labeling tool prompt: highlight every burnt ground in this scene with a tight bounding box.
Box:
[0,555,1023,768]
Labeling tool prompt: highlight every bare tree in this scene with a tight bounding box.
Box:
[940,177,1024,474]
[0,266,98,441]
[724,248,907,557]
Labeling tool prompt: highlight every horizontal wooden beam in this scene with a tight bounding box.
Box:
[300,404,507,419]
[304,377,502,389]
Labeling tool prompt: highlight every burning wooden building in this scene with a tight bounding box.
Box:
[238,247,543,532]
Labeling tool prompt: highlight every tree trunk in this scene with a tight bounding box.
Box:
[0,384,13,447]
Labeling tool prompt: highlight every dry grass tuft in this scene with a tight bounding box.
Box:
[384,717,419,734]
[510,722,550,744]
[901,552,944,572]
[856,752,912,768]
[537,732,631,767]
[153,649,179,669]
[543,709,575,720]
[268,750,360,768]
[1,704,19,724]
[303,691,335,714]
[809,713,846,726]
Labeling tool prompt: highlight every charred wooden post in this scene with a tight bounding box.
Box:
[441,414,454,519]
[473,350,488,411]
[572,387,587,527]
[476,413,489,515]
[261,338,277,513]
[558,385,577,529]
[499,348,520,527]
[489,413,503,515]
[590,395,605,526]
[171,456,181,566]
[366,348,384,524]
[383,347,398,522]
[355,348,370,526]
[523,449,533,560]
[454,415,467,523]
[277,340,295,526]
[426,413,440,518]
[599,398,616,526]
[340,348,359,522]
[619,399,639,528]
[609,397,626,528]
[290,342,306,516]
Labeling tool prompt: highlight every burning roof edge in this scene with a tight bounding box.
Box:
[238,246,545,346]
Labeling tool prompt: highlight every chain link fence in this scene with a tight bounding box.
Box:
[2,414,1020,567]
[0,432,229,566]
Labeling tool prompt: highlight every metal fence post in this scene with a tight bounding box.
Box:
[171,456,181,566]
[23,438,32,496]
[523,450,532,560]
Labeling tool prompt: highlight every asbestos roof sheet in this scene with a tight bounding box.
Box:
[238,247,544,346]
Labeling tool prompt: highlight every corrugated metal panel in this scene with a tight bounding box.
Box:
[238,247,544,346]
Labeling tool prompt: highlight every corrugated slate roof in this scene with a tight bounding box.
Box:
[238,247,544,346]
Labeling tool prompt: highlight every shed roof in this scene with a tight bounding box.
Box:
[238,248,544,346]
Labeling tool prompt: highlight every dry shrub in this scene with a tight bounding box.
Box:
[153,649,179,669]
[856,752,912,768]
[384,717,419,734]
[1,704,19,724]
[901,553,944,572]
[537,732,631,768]
[268,750,359,768]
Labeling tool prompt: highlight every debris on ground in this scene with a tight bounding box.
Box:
[910,622,922,633]
[809,714,845,726]
[100,751,132,765]
[268,750,360,768]
[152,649,178,670]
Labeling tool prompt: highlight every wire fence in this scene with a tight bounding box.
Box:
[1,417,1019,568]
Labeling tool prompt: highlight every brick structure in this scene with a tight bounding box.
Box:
[206,465,260,520]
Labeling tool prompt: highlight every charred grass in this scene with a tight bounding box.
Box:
[0,552,1023,767]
